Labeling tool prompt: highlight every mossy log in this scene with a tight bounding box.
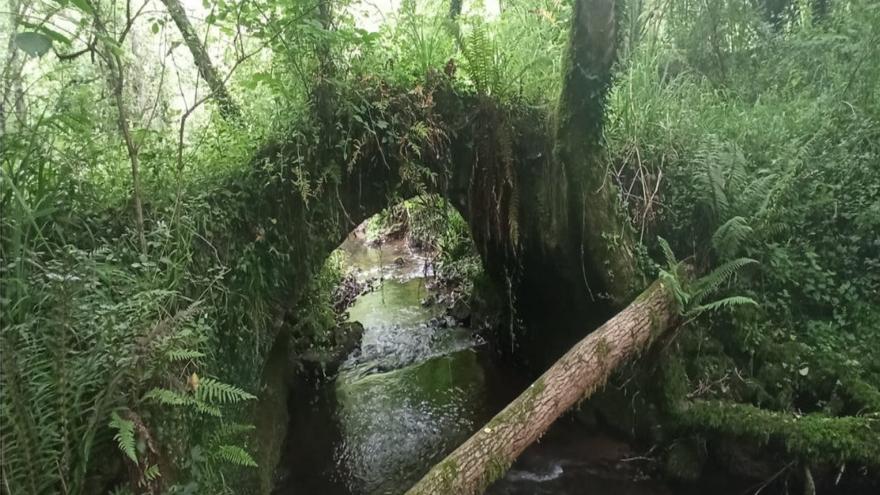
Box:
[677,400,880,466]
[404,280,678,495]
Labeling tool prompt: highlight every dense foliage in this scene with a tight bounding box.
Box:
[1,0,878,493]
[607,0,880,414]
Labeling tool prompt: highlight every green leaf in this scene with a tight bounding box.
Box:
[15,32,53,57]
[69,0,95,15]
[165,349,206,362]
[109,412,138,463]
[214,445,257,467]
[196,377,256,404]
[19,21,71,45]
[144,464,161,481]
[688,296,758,316]
[657,236,678,271]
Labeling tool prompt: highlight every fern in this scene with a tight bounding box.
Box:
[655,237,758,317]
[658,236,678,271]
[143,388,191,407]
[213,445,257,467]
[711,216,753,258]
[691,257,757,307]
[143,464,161,482]
[689,296,758,315]
[740,173,778,218]
[191,400,223,417]
[165,349,206,362]
[143,388,224,417]
[212,422,256,438]
[461,20,498,94]
[695,139,731,220]
[109,412,137,463]
[144,376,256,418]
[195,378,256,404]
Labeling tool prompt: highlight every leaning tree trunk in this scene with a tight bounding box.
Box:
[159,0,241,120]
[405,281,677,495]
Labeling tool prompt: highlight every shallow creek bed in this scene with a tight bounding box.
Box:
[271,235,748,495]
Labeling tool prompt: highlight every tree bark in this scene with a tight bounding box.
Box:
[158,0,241,120]
[552,0,644,305]
[405,280,678,495]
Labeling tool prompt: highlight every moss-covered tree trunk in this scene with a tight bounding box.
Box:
[405,281,677,495]
[404,1,672,492]
[550,0,643,304]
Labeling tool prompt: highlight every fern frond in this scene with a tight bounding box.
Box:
[711,216,753,258]
[143,464,161,481]
[195,378,256,404]
[461,19,498,94]
[707,160,730,218]
[143,387,224,416]
[726,146,749,192]
[191,399,223,417]
[213,422,256,439]
[691,257,757,306]
[739,173,778,217]
[109,412,137,463]
[659,268,690,309]
[213,445,257,467]
[143,388,191,407]
[165,349,205,362]
[657,236,678,271]
[688,296,758,316]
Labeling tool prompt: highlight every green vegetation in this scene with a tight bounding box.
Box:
[364,195,483,288]
[2,0,879,493]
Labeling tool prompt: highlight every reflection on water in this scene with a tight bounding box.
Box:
[345,278,438,329]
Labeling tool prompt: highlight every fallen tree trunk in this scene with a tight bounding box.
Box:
[677,400,880,466]
[405,279,678,495]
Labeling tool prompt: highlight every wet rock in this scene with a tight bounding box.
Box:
[299,321,365,376]
[333,274,366,313]
[447,298,471,324]
[427,315,455,329]
[335,321,365,356]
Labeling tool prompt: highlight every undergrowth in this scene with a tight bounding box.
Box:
[605,0,880,474]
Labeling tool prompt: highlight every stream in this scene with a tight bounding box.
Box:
[273,235,745,495]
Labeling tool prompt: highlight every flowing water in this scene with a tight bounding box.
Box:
[273,235,744,495]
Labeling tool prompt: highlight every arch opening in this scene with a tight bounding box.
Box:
[258,194,522,495]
